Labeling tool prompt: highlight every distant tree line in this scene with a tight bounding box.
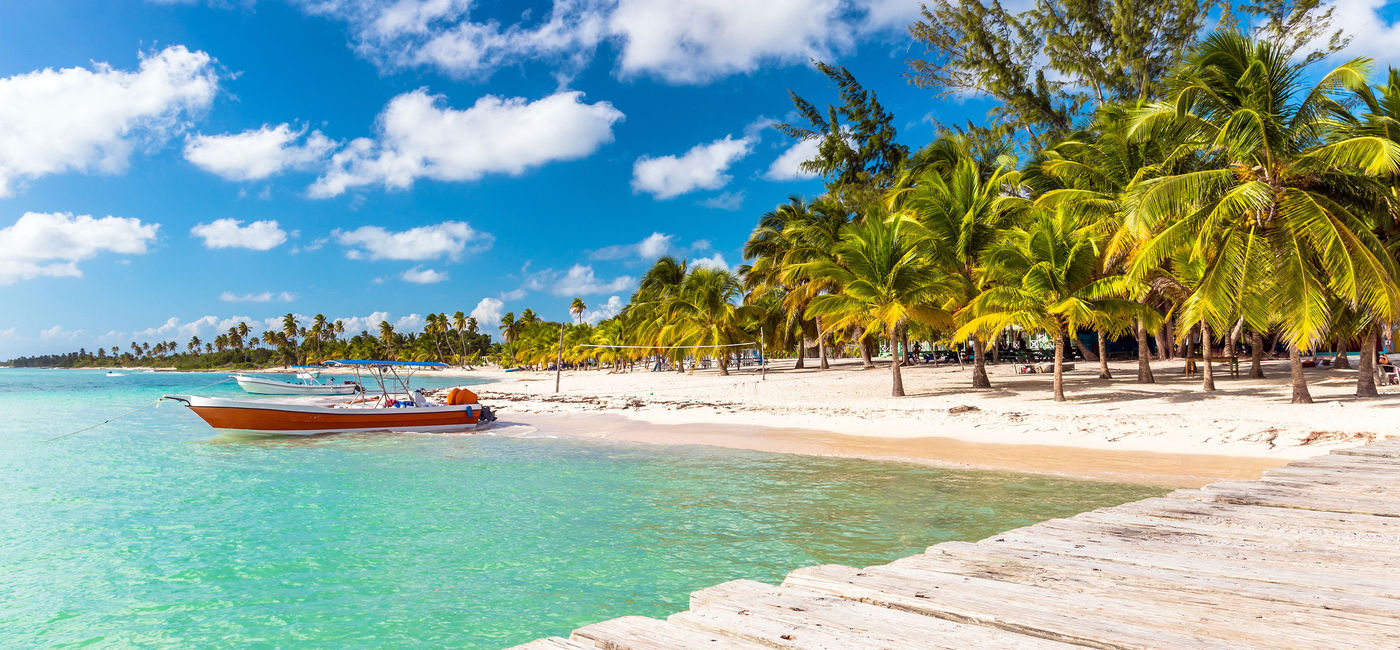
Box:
[7,312,494,370]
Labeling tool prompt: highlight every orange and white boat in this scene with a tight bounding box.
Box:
[163,360,495,436]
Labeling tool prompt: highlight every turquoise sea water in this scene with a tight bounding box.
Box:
[0,369,1165,647]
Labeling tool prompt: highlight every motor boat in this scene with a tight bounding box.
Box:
[105,371,127,377]
[165,360,494,436]
[232,366,360,396]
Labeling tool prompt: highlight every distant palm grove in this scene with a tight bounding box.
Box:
[16,2,1400,404]
[10,312,493,371]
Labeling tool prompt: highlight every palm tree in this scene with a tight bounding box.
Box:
[893,146,1025,388]
[664,267,753,376]
[1033,103,1183,383]
[499,312,518,364]
[629,256,690,371]
[742,196,833,369]
[187,336,201,354]
[1125,32,1400,403]
[959,209,1147,401]
[778,197,851,370]
[570,297,586,324]
[803,215,954,396]
[378,321,395,358]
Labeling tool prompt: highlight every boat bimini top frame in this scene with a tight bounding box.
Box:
[322,360,446,401]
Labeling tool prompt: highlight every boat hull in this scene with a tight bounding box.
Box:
[233,374,358,396]
[166,395,490,436]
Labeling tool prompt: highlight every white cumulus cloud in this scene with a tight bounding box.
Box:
[308,89,623,197]
[608,0,853,83]
[470,296,504,325]
[0,212,159,285]
[632,135,753,199]
[523,263,634,296]
[293,0,906,85]
[219,291,296,303]
[190,219,288,250]
[335,220,491,261]
[580,295,624,323]
[765,138,821,180]
[590,231,675,260]
[691,252,730,271]
[40,325,85,341]
[0,45,219,196]
[401,266,449,283]
[184,123,335,181]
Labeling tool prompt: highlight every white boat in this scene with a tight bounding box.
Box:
[233,366,360,396]
[166,360,494,436]
[105,371,127,377]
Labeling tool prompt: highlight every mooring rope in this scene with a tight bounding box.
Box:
[45,376,233,442]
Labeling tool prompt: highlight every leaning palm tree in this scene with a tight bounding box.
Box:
[570,297,586,324]
[959,209,1148,401]
[803,215,954,396]
[1125,31,1400,403]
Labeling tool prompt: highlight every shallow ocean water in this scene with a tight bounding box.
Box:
[0,369,1165,647]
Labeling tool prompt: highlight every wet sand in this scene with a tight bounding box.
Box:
[505,412,1288,488]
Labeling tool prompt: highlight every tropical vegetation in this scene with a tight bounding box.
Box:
[17,6,1400,406]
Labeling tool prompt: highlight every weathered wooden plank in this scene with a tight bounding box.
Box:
[1010,516,1400,573]
[507,637,595,650]
[1259,468,1400,492]
[1333,440,1400,458]
[1107,498,1400,536]
[571,616,767,649]
[783,563,1229,649]
[895,543,1400,637]
[1069,507,1400,553]
[1279,454,1400,471]
[1184,483,1400,516]
[879,555,1400,647]
[979,522,1400,599]
[924,541,1400,618]
[674,579,1071,649]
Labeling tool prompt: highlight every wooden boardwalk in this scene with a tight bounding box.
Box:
[512,439,1400,649]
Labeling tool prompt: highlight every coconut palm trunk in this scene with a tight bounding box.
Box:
[1155,323,1169,360]
[1290,345,1313,404]
[1073,335,1098,363]
[816,317,829,369]
[859,333,874,369]
[1201,322,1215,392]
[1135,319,1154,383]
[1052,332,1066,402]
[971,336,991,388]
[718,352,730,376]
[1334,337,1351,369]
[1250,331,1266,378]
[1097,332,1111,379]
[890,325,905,397]
[1358,325,1379,397]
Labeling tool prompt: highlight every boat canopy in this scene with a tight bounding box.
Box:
[324,360,448,368]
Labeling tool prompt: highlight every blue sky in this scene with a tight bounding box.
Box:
[1,0,1396,358]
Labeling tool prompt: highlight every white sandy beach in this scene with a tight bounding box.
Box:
[438,357,1399,487]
